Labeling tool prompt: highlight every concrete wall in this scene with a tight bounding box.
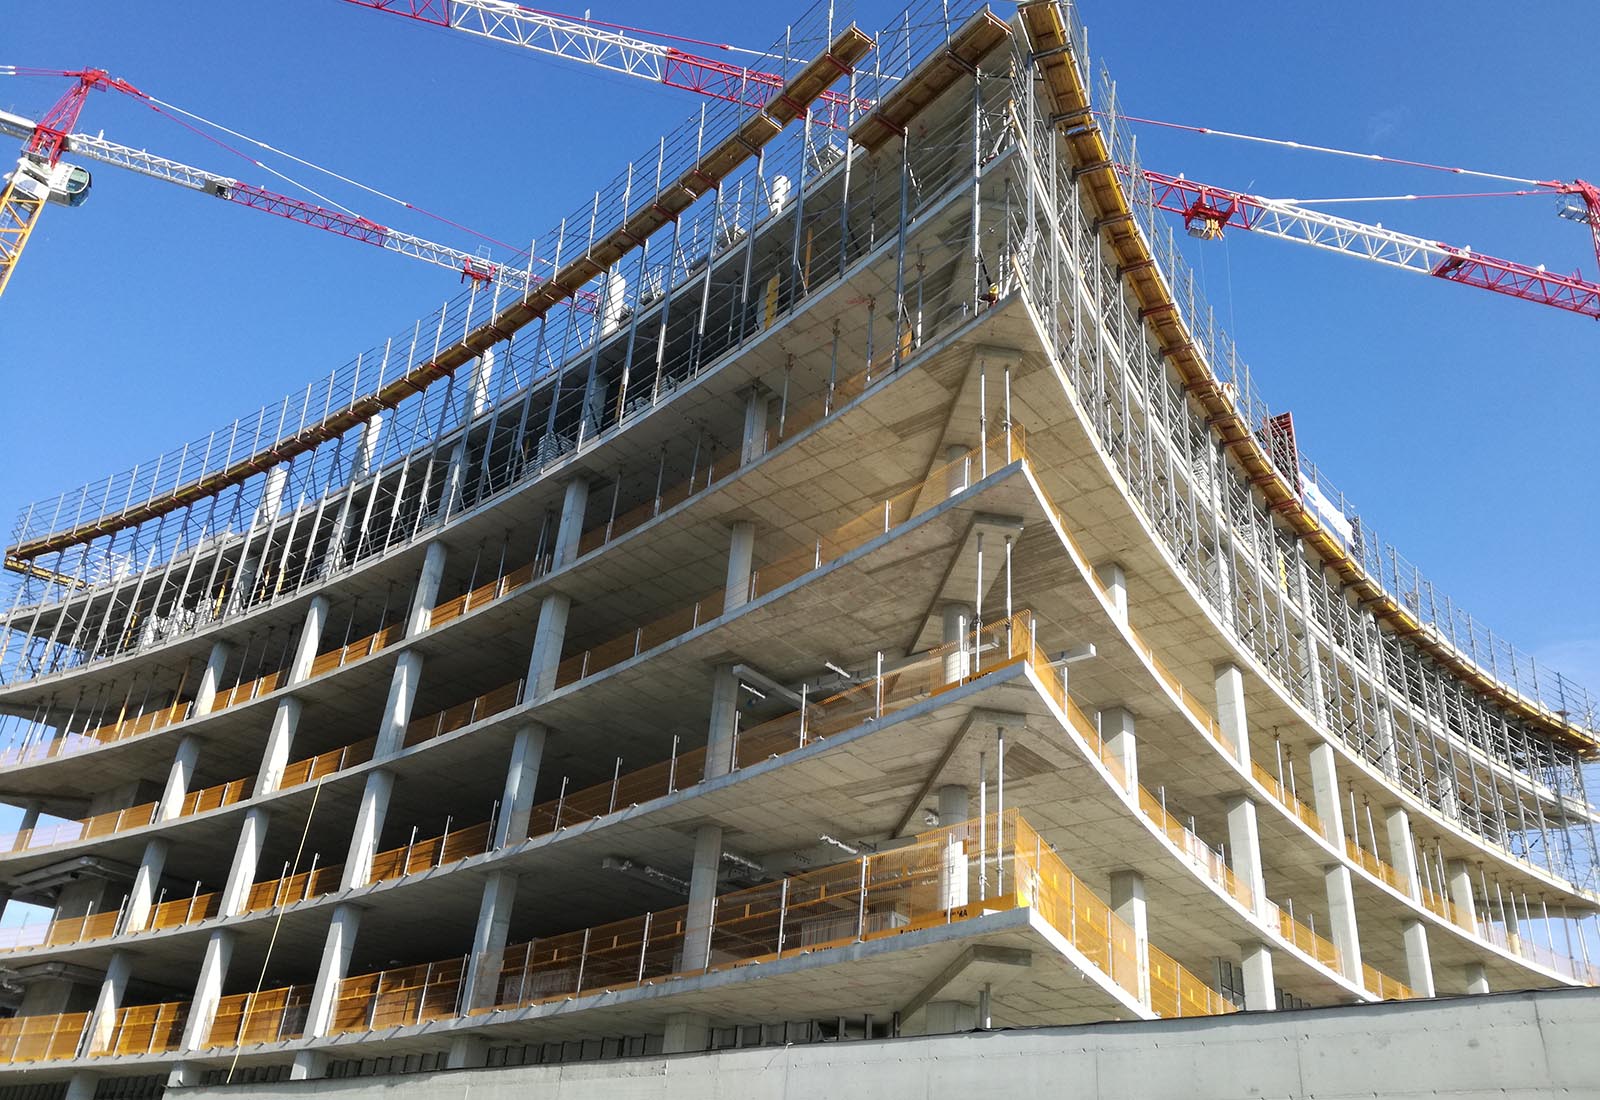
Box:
[174,988,1599,1099]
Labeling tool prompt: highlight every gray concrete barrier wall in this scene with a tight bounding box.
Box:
[175,988,1600,1100]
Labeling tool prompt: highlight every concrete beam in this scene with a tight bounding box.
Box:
[899,943,1032,1022]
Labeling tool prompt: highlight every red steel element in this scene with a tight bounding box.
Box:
[25,69,147,165]
[1541,177,1600,274]
[342,0,864,129]
[1261,412,1298,483]
[227,181,593,302]
[1143,169,1600,321]
[346,0,450,25]
[660,49,858,130]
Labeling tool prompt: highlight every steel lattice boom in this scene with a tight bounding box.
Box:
[346,0,868,130]
[0,105,583,305]
[1141,170,1600,320]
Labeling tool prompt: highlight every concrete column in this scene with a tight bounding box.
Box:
[1239,941,1276,1011]
[255,595,330,796]
[937,785,969,825]
[551,478,590,569]
[923,1002,977,1034]
[941,603,972,682]
[340,770,395,890]
[301,902,362,1040]
[255,696,304,795]
[217,808,269,917]
[740,387,772,465]
[1308,743,1363,982]
[494,723,548,846]
[122,837,169,933]
[156,735,202,821]
[289,595,331,683]
[85,951,133,1054]
[178,929,234,1050]
[459,871,518,1013]
[682,824,724,970]
[406,540,449,637]
[63,1072,98,1100]
[1401,919,1436,997]
[1214,662,1251,765]
[944,444,971,497]
[1385,806,1421,901]
[1306,744,1343,846]
[192,640,234,717]
[374,649,426,759]
[663,1012,710,1054]
[525,592,571,699]
[1095,561,1128,625]
[1464,960,1490,995]
[1447,859,1479,932]
[1100,707,1137,793]
[705,665,739,781]
[290,1050,329,1082]
[1502,889,1521,950]
[1323,864,1363,984]
[1110,869,1149,1007]
[446,1036,490,1071]
[935,785,972,910]
[1225,795,1267,918]
[723,521,756,614]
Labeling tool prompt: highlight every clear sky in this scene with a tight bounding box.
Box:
[1,4,1597,910]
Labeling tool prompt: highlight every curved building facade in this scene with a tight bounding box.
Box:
[0,3,1593,1095]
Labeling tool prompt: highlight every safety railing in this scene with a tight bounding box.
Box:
[307,811,1229,1037]
[1344,838,1409,895]
[23,614,1030,956]
[0,700,197,768]
[572,362,878,560]
[425,562,538,633]
[90,1001,188,1059]
[1360,962,1416,1002]
[206,984,313,1049]
[303,622,406,680]
[1078,29,1600,737]
[1249,761,1328,841]
[555,428,1026,689]
[1265,898,1343,973]
[1418,884,1470,930]
[1026,619,1427,997]
[0,1013,89,1064]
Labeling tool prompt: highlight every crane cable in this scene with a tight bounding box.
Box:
[1109,112,1547,186]
[224,774,325,1085]
[143,95,526,256]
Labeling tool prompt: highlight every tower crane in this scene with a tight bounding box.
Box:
[0,69,132,298]
[346,2,1600,322]
[0,68,584,304]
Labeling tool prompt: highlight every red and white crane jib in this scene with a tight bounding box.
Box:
[0,104,589,306]
[344,0,865,130]
[1141,169,1600,320]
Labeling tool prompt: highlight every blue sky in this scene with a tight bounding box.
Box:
[1,4,1597,911]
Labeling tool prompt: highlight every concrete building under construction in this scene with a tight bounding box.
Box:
[0,2,1595,1096]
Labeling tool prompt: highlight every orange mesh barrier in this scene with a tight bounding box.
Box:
[205,985,312,1049]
